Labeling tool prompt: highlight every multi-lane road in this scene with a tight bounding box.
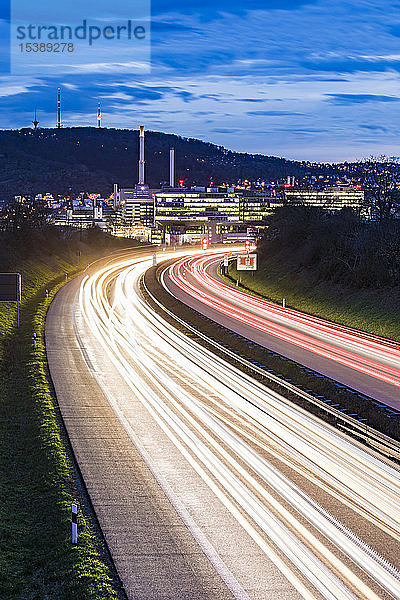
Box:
[164,252,400,409]
[47,248,400,600]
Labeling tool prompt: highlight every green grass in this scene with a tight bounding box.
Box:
[0,250,126,600]
[225,258,400,342]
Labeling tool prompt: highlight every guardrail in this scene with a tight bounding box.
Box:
[142,270,400,465]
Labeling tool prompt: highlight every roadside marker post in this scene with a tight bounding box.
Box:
[45,289,49,299]
[33,333,37,349]
[283,298,286,308]
[72,504,77,544]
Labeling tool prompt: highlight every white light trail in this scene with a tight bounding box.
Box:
[78,250,400,600]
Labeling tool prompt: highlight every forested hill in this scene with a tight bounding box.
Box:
[0,127,306,198]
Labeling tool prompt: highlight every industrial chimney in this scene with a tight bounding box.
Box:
[97,102,101,128]
[138,125,145,185]
[169,147,175,188]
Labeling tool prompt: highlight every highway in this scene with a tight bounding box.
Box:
[73,248,400,600]
[163,253,400,409]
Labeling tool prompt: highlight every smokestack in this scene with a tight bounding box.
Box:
[57,88,61,129]
[97,102,101,128]
[138,125,145,185]
[169,147,175,188]
[113,183,118,209]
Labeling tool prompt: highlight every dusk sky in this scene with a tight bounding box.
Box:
[2,0,400,161]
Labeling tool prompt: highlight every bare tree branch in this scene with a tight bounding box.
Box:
[356,155,400,221]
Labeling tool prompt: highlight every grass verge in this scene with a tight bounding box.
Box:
[0,247,129,600]
[225,258,400,342]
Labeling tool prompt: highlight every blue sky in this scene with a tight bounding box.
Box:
[2,0,400,161]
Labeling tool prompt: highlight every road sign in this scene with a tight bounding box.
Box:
[0,273,21,302]
[201,237,208,250]
[0,273,22,327]
[245,239,251,253]
[237,254,257,271]
[223,255,229,267]
[247,226,258,238]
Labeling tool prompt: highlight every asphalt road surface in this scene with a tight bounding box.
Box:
[46,248,400,600]
[163,252,400,410]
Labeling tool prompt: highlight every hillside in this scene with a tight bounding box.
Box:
[0,127,306,199]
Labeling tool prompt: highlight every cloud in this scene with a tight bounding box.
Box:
[246,110,306,116]
[62,83,79,90]
[359,124,388,133]
[103,85,176,103]
[3,0,400,163]
[271,127,328,135]
[210,127,242,133]
[302,58,400,73]
[0,79,40,98]
[151,0,317,19]
[174,90,196,102]
[325,93,400,105]
[236,98,266,103]
[151,20,201,34]
[388,25,400,38]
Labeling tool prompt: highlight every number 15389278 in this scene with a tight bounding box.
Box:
[19,42,74,52]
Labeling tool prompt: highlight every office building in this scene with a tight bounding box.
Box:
[119,186,155,227]
[239,193,277,222]
[155,189,241,223]
[285,186,366,213]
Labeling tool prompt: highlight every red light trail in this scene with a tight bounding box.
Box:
[166,254,400,390]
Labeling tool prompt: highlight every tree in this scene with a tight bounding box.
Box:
[258,204,400,287]
[356,156,400,221]
[0,199,50,233]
